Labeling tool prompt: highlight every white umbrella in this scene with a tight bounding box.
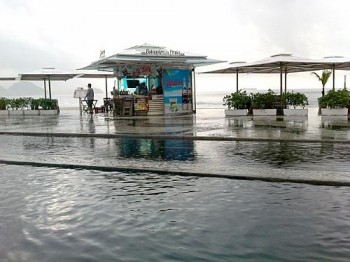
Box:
[321,56,350,90]
[75,70,115,100]
[203,54,329,95]
[0,77,17,81]
[19,67,80,99]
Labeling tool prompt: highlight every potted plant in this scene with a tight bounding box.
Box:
[8,97,28,116]
[282,91,309,116]
[0,97,8,110]
[318,88,350,116]
[251,89,278,116]
[0,97,9,116]
[38,98,60,115]
[223,90,251,116]
[24,97,39,116]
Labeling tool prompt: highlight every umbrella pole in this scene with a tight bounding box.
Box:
[284,69,287,94]
[332,67,335,90]
[192,69,196,113]
[105,76,108,99]
[236,70,239,93]
[279,65,283,96]
[43,79,47,99]
[105,75,109,112]
[48,77,52,100]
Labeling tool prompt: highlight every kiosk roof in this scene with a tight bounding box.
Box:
[79,43,225,71]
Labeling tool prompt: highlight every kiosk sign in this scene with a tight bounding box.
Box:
[141,49,184,57]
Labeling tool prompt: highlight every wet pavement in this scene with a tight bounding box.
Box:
[0,107,349,142]
[0,107,350,186]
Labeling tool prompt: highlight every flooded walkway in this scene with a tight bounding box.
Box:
[0,107,349,139]
[0,107,349,186]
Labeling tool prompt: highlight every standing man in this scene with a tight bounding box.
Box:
[85,83,94,113]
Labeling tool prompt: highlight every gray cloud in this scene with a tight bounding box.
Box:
[234,0,350,58]
[0,36,80,75]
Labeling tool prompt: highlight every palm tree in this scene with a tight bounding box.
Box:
[311,70,332,97]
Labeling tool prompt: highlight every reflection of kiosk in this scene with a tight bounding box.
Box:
[118,138,195,161]
[80,44,223,117]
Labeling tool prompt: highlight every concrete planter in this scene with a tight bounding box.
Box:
[283,108,308,116]
[0,110,9,117]
[321,108,348,116]
[6,110,59,116]
[253,109,277,116]
[24,110,40,116]
[9,110,24,116]
[40,109,60,115]
[225,109,248,116]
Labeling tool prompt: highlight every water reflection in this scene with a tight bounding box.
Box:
[249,142,315,167]
[117,138,195,161]
[226,116,252,127]
[224,141,350,171]
[321,116,350,129]
[115,117,195,135]
[225,116,309,138]
[88,116,95,148]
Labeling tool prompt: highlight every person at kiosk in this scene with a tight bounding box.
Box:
[85,83,94,113]
[134,82,148,96]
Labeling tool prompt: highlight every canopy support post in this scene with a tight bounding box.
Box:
[48,77,52,100]
[192,68,196,113]
[332,67,335,90]
[105,76,108,98]
[279,64,283,96]
[43,79,47,99]
[284,68,287,94]
[236,69,239,93]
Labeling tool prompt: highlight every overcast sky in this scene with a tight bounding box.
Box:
[1,0,350,91]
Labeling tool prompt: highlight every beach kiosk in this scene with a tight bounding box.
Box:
[79,44,223,116]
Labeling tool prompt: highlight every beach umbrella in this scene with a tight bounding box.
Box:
[203,54,328,95]
[19,68,79,99]
[75,70,115,99]
[321,56,350,90]
[0,77,17,81]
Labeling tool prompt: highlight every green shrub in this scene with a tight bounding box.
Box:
[251,89,277,109]
[0,97,8,110]
[223,90,251,109]
[4,97,59,110]
[318,88,350,108]
[8,97,29,110]
[282,91,308,109]
[36,98,59,110]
